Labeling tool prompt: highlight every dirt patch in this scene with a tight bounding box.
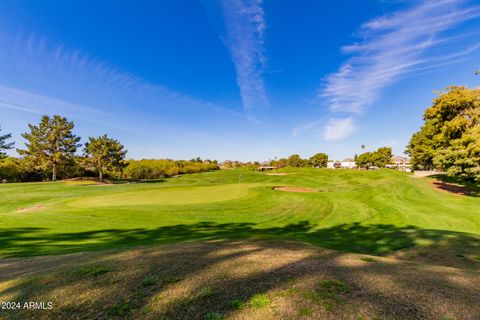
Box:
[16,205,46,213]
[265,173,289,176]
[274,186,316,193]
[430,180,475,196]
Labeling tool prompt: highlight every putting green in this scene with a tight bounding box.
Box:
[69,183,262,207]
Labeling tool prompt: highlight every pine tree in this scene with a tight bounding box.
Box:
[18,115,81,181]
[83,134,127,181]
[0,126,14,159]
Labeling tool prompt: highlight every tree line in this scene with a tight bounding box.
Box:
[271,153,329,168]
[0,115,219,182]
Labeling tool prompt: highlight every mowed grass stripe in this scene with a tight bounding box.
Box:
[0,168,479,257]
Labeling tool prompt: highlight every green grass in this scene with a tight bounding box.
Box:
[299,307,313,316]
[196,286,214,299]
[141,275,158,286]
[1,168,480,257]
[248,294,271,308]
[75,265,111,277]
[360,257,376,262]
[205,312,223,320]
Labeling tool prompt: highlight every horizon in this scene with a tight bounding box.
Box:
[1,0,480,162]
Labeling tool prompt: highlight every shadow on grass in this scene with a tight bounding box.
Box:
[430,174,479,197]
[0,238,479,320]
[1,221,478,259]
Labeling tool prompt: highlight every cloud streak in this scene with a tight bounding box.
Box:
[221,0,268,112]
[291,120,321,137]
[324,117,355,141]
[0,31,242,129]
[321,0,480,114]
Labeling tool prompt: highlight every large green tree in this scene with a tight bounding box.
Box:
[406,86,480,180]
[356,147,393,169]
[355,152,375,169]
[375,147,393,168]
[309,153,328,168]
[405,122,437,170]
[0,126,14,159]
[287,154,306,167]
[83,134,127,181]
[18,115,81,181]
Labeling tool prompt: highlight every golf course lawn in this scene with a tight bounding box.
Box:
[2,168,480,320]
[1,168,479,258]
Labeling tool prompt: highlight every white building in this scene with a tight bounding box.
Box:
[327,161,336,169]
[388,156,412,171]
[340,158,356,169]
[328,159,356,169]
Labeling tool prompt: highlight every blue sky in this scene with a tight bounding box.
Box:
[1,0,479,161]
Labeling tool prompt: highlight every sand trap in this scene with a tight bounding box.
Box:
[17,205,46,213]
[274,186,316,193]
[265,173,289,176]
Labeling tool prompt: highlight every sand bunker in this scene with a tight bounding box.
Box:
[265,173,290,176]
[274,186,316,193]
[17,205,46,213]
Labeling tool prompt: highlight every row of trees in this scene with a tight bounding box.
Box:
[221,153,329,170]
[0,115,220,182]
[13,115,126,181]
[406,86,480,181]
[268,153,329,168]
[124,159,218,179]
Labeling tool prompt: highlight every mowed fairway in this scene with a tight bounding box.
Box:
[1,168,480,319]
[1,168,480,258]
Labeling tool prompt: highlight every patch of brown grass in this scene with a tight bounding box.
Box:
[0,240,479,319]
[16,205,46,213]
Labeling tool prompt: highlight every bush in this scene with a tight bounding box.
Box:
[123,159,219,180]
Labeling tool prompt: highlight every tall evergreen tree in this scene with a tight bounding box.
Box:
[83,134,127,181]
[18,115,81,181]
[0,126,14,159]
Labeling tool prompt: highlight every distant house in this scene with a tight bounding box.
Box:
[392,156,412,172]
[327,161,340,169]
[327,159,356,169]
[258,166,275,171]
[387,156,412,172]
[340,158,356,169]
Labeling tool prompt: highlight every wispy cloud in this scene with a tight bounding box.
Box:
[291,120,320,137]
[324,117,355,141]
[221,0,268,112]
[321,0,480,114]
[0,85,105,115]
[0,31,242,129]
